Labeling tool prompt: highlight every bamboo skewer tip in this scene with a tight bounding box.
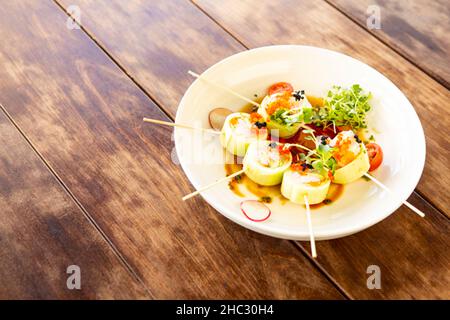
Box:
[363,173,425,218]
[182,168,246,201]
[304,195,317,259]
[143,117,221,135]
[187,70,260,108]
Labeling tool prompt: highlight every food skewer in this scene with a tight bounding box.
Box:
[182,131,425,219]
[286,141,425,218]
[182,168,246,201]
[189,72,313,132]
[143,118,221,135]
[188,70,260,108]
[182,139,292,200]
[304,195,317,258]
[363,173,425,218]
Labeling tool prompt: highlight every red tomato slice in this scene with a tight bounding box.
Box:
[366,143,383,171]
[268,82,293,95]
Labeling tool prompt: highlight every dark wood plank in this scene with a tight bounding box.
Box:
[52,0,449,298]
[0,109,148,299]
[0,0,343,298]
[300,193,450,299]
[58,0,243,116]
[56,0,450,215]
[191,0,450,299]
[328,0,450,88]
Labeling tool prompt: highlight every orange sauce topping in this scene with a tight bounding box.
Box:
[332,134,357,166]
[290,163,325,187]
[266,92,292,115]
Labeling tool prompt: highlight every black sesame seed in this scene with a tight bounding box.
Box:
[269,142,278,148]
[292,90,305,101]
[255,121,267,129]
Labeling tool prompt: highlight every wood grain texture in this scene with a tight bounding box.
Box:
[0,110,148,299]
[58,0,243,116]
[0,0,343,298]
[55,0,450,215]
[192,0,450,299]
[52,0,449,298]
[328,0,450,88]
[192,0,450,215]
[300,193,450,299]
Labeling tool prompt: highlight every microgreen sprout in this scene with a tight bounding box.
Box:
[270,106,313,126]
[313,84,372,130]
[283,129,337,177]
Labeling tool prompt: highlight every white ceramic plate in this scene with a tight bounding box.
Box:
[175,45,425,240]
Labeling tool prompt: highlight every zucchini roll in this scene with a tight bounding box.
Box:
[220,112,268,157]
[243,141,292,186]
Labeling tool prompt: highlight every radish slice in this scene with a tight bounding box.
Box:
[240,200,271,222]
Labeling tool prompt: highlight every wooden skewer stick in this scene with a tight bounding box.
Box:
[304,195,317,258]
[188,70,260,108]
[283,143,314,153]
[143,118,221,135]
[182,168,246,201]
[363,173,425,218]
[188,71,315,132]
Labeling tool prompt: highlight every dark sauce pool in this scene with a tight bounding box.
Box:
[225,156,285,204]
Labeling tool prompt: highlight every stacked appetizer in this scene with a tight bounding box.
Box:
[220,81,383,207]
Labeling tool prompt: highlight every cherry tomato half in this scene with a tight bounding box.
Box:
[366,143,383,171]
[268,82,293,95]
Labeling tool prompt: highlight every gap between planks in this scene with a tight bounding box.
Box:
[292,241,353,299]
[189,0,249,49]
[52,0,175,122]
[0,103,154,299]
[50,0,448,295]
[51,0,351,295]
[323,0,450,91]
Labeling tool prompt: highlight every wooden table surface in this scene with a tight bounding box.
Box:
[0,0,448,299]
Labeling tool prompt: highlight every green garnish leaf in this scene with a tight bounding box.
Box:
[297,131,337,177]
[312,84,372,130]
[270,106,313,126]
